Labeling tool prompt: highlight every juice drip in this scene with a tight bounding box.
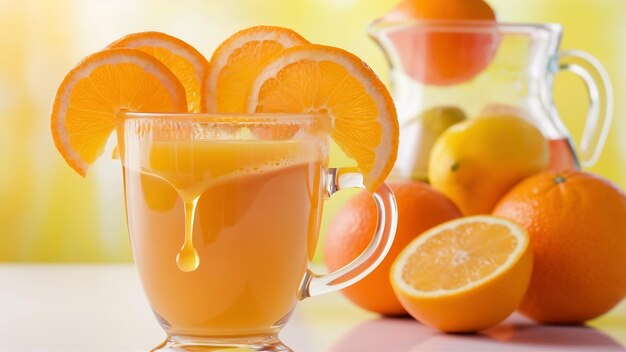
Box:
[146,177,203,273]
[145,164,212,273]
[177,196,200,272]
[134,139,324,274]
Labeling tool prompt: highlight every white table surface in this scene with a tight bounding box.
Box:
[0,264,624,352]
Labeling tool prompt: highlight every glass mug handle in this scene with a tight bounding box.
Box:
[557,49,614,168]
[298,167,398,299]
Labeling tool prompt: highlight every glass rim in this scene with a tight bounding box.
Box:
[368,19,563,36]
[119,111,332,127]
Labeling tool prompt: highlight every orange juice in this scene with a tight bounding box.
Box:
[548,137,578,171]
[122,130,327,337]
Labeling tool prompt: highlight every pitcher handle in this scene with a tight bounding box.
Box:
[298,167,398,299]
[557,49,614,168]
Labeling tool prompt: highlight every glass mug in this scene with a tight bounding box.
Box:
[117,112,398,351]
[368,20,613,179]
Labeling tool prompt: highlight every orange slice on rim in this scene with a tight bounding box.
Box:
[51,48,187,176]
[107,31,210,112]
[247,44,399,191]
[202,26,309,113]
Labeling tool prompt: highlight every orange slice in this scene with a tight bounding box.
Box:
[51,48,187,176]
[390,215,533,332]
[247,44,399,191]
[202,26,309,113]
[107,31,210,112]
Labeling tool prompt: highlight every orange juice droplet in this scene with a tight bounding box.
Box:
[177,197,200,272]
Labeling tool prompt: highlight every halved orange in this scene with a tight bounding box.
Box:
[246,44,399,191]
[202,26,309,113]
[107,31,210,112]
[390,215,533,332]
[51,48,187,176]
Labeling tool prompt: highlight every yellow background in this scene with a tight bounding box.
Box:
[0,0,624,262]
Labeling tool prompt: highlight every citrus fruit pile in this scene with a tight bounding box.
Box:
[327,129,626,332]
[51,26,398,192]
[325,182,536,332]
[325,0,626,334]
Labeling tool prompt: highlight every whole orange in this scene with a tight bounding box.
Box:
[493,170,626,323]
[324,180,462,315]
[381,0,498,85]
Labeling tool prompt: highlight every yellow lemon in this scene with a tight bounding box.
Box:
[428,114,548,215]
[398,106,466,181]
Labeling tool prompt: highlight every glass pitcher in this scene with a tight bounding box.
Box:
[368,20,613,180]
